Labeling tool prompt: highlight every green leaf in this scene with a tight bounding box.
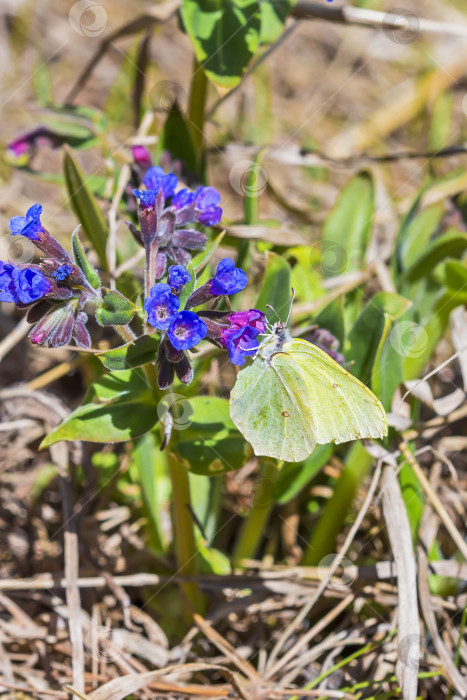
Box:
[71,228,100,290]
[97,334,159,371]
[403,229,467,283]
[96,290,138,326]
[321,171,375,277]
[347,292,411,385]
[255,251,291,324]
[259,0,295,44]
[395,202,444,275]
[394,181,431,275]
[157,103,200,178]
[41,370,158,446]
[275,444,333,505]
[191,232,225,274]
[172,396,246,475]
[180,0,262,89]
[63,146,108,269]
[434,259,467,291]
[129,432,169,552]
[403,289,467,380]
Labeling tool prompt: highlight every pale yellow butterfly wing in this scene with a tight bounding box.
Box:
[230,337,388,462]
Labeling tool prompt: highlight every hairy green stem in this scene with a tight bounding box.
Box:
[303,441,373,566]
[232,459,281,565]
[116,326,200,615]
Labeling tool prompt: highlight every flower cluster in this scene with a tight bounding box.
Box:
[129,166,223,279]
[0,204,97,348]
[144,258,264,388]
[3,168,272,391]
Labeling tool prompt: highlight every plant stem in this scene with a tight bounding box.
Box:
[188,57,208,158]
[232,459,281,565]
[167,450,203,616]
[236,156,262,270]
[303,441,373,566]
[116,326,200,616]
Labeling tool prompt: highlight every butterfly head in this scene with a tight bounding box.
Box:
[257,290,295,360]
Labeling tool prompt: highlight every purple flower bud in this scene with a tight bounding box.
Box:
[0,262,18,303]
[174,354,193,384]
[209,258,248,296]
[9,203,43,241]
[306,327,345,366]
[142,167,178,198]
[133,188,158,209]
[218,309,265,365]
[51,263,73,281]
[168,264,191,291]
[171,186,223,226]
[222,326,260,366]
[167,310,207,351]
[198,206,222,226]
[8,127,61,157]
[15,267,50,304]
[158,355,175,390]
[29,302,75,347]
[172,188,195,209]
[194,187,222,225]
[195,186,221,209]
[227,309,266,332]
[144,283,180,329]
[132,145,152,169]
[73,311,91,349]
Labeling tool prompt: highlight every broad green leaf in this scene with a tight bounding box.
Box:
[394,180,431,275]
[321,171,375,277]
[157,103,200,178]
[289,245,325,304]
[347,292,411,384]
[255,251,291,324]
[259,0,295,44]
[71,228,100,290]
[180,0,262,89]
[191,232,225,274]
[129,432,169,552]
[97,334,159,371]
[395,202,444,275]
[96,290,138,326]
[172,396,246,475]
[434,259,467,291]
[41,370,158,446]
[275,444,333,505]
[402,229,467,283]
[403,289,467,379]
[63,146,108,269]
[197,542,231,574]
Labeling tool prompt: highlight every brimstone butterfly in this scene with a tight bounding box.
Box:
[230,320,388,463]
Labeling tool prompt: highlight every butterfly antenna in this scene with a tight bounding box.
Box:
[266,304,282,323]
[285,288,295,327]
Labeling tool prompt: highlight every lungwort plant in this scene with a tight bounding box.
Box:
[3,4,467,691]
